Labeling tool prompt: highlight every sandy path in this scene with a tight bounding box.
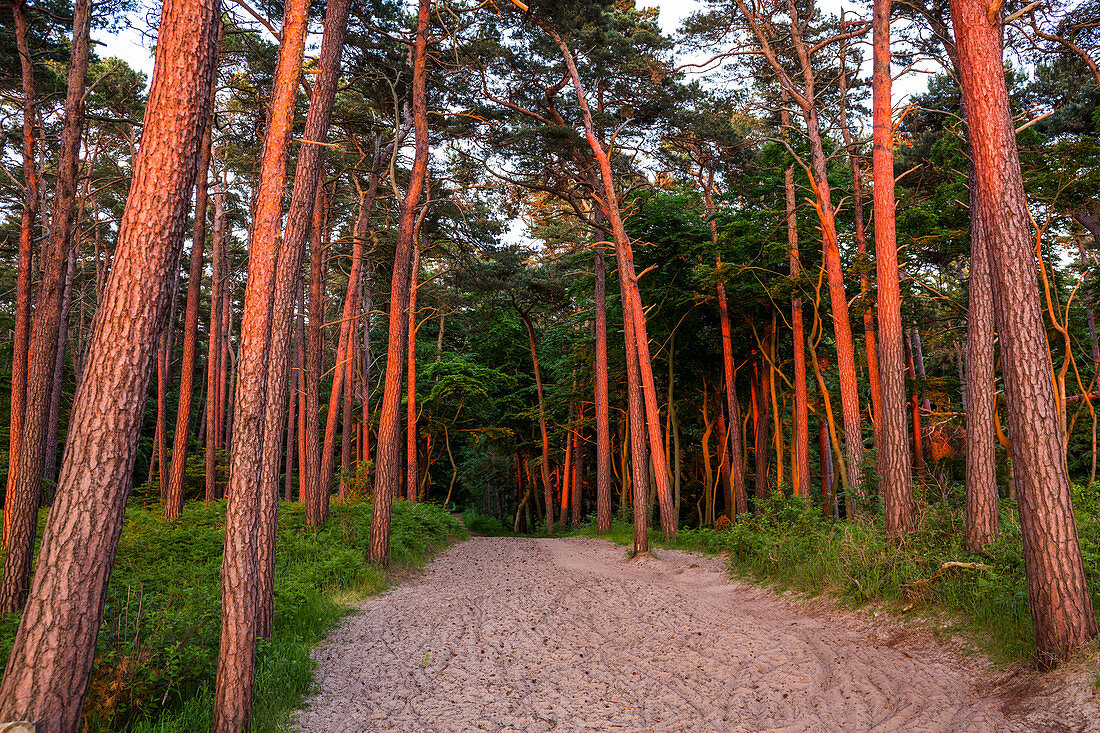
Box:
[293,536,1096,732]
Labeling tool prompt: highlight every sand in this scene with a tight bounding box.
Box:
[293,536,1099,732]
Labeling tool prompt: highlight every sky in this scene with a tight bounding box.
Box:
[91,0,931,124]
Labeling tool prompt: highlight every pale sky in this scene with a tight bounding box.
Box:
[91,0,931,119]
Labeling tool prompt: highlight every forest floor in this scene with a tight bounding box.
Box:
[293,536,1099,732]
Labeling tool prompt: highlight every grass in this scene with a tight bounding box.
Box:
[0,498,465,732]
[574,484,1100,667]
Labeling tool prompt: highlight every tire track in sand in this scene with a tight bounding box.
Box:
[293,536,1098,732]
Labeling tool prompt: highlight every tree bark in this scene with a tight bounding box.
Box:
[0,0,92,613]
[370,0,431,563]
[406,239,421,501]
[303,189,328,524]
[965,171,998,550]
[872,0,917,534]
[205,190,227,501]
[950,0,1097,665]
[4,0,40,545]
[214,0,309,722]
[0,0,218,724]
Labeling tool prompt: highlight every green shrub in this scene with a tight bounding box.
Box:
[1,498,464,731]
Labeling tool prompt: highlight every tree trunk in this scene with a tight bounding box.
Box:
[556,31,675,538]
[166,68,217,519]
[965,165,998,550]
[594,242,612,533]
[0,0,92,614]
[872,0,916,534]
[522,313,555,532]
[303,189,328,524]
[4,0,40,546]
[572,401,584,527]
[44,248,77,493]
[214,0,310,722]
[406,240,421,501]
[205,190,227,501]
[0,0,218,725]
[950,0,1097,665]
[905,332,927,484]
[370,0,431,564]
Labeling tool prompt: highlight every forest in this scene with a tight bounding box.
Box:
[2,0,1100,729]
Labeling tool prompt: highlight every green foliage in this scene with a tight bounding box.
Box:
[0,500,464,731]
[578,488,1100,665]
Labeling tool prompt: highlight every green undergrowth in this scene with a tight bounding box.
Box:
[576,485,1100,667]
[0,499,464,732]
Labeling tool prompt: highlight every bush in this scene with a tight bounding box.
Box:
[0,498,464,731]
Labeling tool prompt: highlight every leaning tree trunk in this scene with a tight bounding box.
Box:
[781,100,811,499]
[166,65,217,520]
[4,0,40,546]
[213,0,309,723]
[950,0,1097,666]
[521,312,555,532]
[406,239,421,501]
[0,0,219,726]
[555,31,675,538]
[303,190,328,524]
[370,0,431,564]
[0,0,92,613]
[594,241,612,532]
[873,0,916,534]
[205,191,227,501]
[253,0,351,640]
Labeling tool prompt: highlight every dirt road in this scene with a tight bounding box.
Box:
[294,536,1097,732]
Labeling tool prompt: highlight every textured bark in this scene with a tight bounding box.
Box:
[965,176,998,550]
[5,0,39,545]
[715,387,730,518]
[594,243,612,533]
[370,0,430,564]
[872,0,916,534]
[0,0,92,613]
[155,262,181,505]
[622,294,650,555]
[406,240,421,501]
[950,0,1097,665]
[205,191,227,501]
[166,71,217,520]
[718,290,748,515]
[214,0,309,722]
[0,0,218,724]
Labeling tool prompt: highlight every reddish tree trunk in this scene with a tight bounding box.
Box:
[594,242,612,532]
[370,0,431,564]
[965,173,998,550]
[406,240,421,501]
[303,190,328,524]
[572,401,584,527]
[0,0,92,613]
[214,0,310,722]
[872,0,917,534]
[4,0,40,545]
[904,332,927,484]
[166,73,217,519]
[522,313,555,532]
[555,31,675,538]
[204,191,227,501]
[951,0,1097,665]
[0,0,218,724]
